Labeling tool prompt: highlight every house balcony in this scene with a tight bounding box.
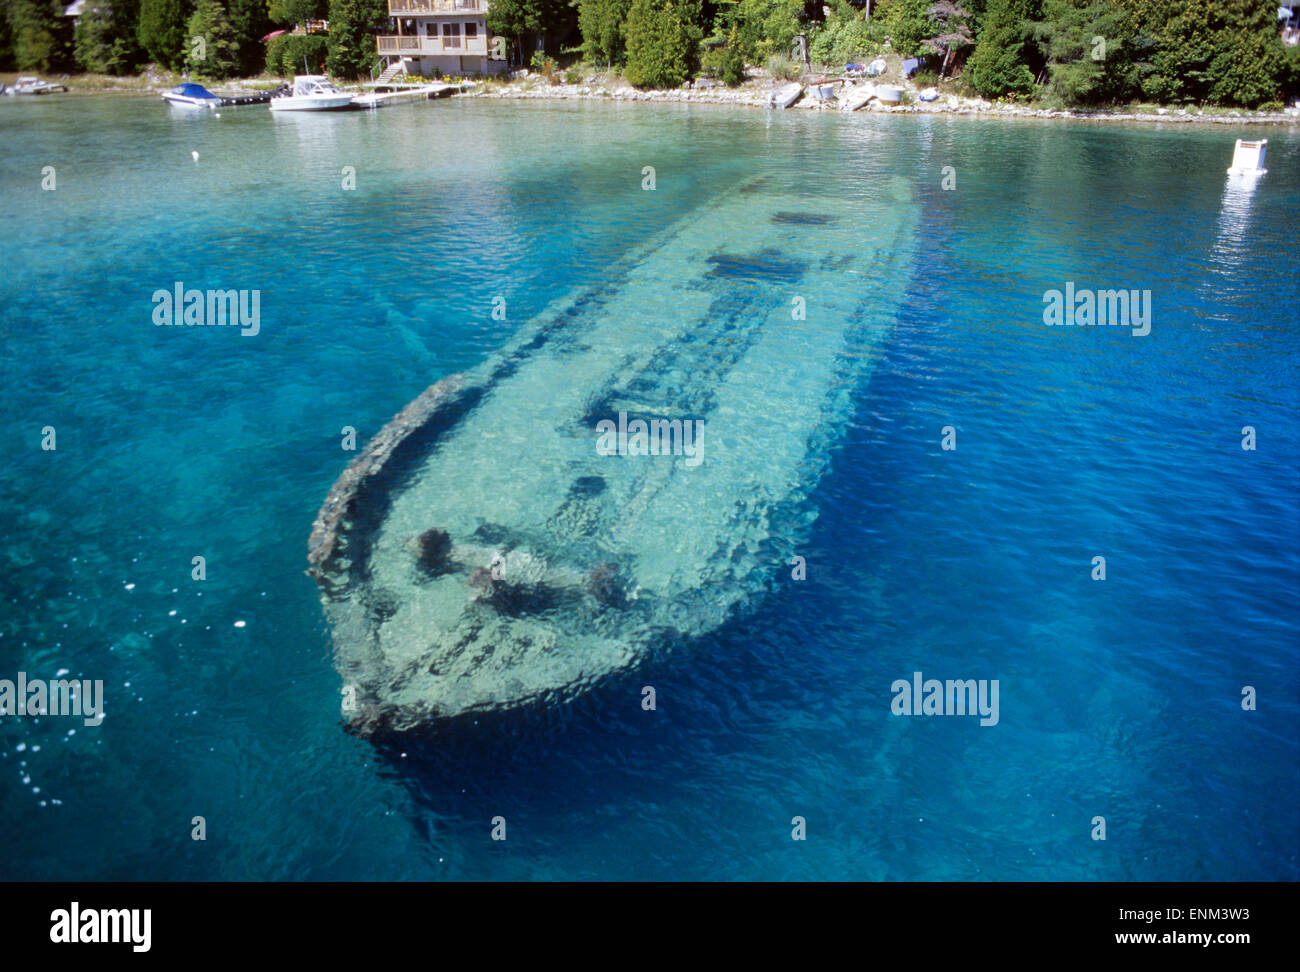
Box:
[377,35,489,56]
[388,0,483,14]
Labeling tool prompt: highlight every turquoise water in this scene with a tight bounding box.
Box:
[1,95,1296,880]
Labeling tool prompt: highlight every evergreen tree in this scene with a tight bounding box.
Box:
[8,0,65,72]
[578,0,630,68]
[325,0,387,79]
[922,2,973,77]
[720,24,745,83]
[624,0,700,88]
[268,0,330,26]
[74,1,146,73]
[186,0,240,76]
[138,0,193,69]
[1142,0,1282,106]
[487,0,579,63]
[882,0,931,57]
[1031,0,1136,104]
[965,0,1038,97]
[224,0,270,73]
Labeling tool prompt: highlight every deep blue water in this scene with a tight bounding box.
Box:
[1,95,1297,880]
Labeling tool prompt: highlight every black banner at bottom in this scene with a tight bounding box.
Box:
[0,881,1286,957]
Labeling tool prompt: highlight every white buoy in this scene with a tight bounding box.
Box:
[214,112,221,118]
[191,150,199,162]
[1227,138,1267,176]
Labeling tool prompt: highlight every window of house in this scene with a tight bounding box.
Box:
[443,22,461,48]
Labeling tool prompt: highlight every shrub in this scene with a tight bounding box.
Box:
[808,16,884,69]
[720,28,745,85]
[766,53,800,80]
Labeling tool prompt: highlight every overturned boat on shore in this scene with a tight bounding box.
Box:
[308,173,919,736]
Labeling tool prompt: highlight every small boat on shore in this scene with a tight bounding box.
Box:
[875,85,903,105]
[6,76,67,95]
[841,84,876,111]
[918,87,938,102]
[768,82,803,109]
[269,75,355,112]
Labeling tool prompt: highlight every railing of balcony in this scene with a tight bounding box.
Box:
[377,35,489,55]
[388,0,483,14]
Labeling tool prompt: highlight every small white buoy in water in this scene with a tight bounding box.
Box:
[214,113,220,118]
[191,150,199,162]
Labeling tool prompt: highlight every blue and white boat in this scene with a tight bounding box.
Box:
[161,83,222,108]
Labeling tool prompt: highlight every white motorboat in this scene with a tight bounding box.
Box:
[768,82,803,109]
[269,75,355,112]
[161,83,222,108]
[7,76,67,95]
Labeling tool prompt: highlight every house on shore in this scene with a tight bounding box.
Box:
[377,0,506,78]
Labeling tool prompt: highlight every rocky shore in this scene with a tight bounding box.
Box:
[469,73,1300,126]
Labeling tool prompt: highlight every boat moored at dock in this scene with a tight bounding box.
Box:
[269,75,356,111]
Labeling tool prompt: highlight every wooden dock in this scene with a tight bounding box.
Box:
[352,81,471,109]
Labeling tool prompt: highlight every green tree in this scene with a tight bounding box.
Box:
[578,0,630,68]
[965,0,1038,97]
[1142,0,1282,106]
[8,0,65,72]
[882,0,932,57]
[714,0,804,64]
[186,0,240,76]
[1031,0,1136,104]
[923,2,973,77]
[624,0,700,88]
[325,0,386,78]
[74,0,145,73]
[720,24,744,83]
[224,0,270,73]
[138,0,193,69]
[267,0,330,26]
[487,0,580,63]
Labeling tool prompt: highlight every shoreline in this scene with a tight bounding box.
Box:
[7,70,1299,126]
[468,78,1300,127]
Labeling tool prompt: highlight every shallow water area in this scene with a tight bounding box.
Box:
[0,95,1297,880]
